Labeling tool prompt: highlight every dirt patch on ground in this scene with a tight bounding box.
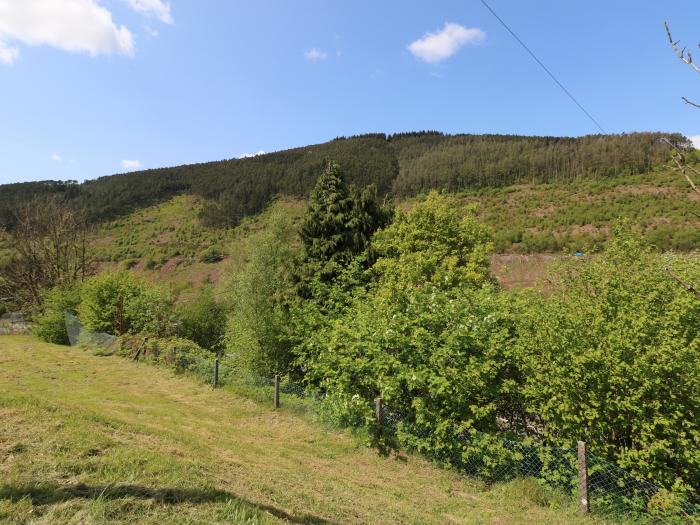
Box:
[158,256,184,276]
[569,224,608,236]
[618,184,672,196]
[91,235,114,248]
[490,254,558,291]
[530,205,557,218]
[644,216,672,227]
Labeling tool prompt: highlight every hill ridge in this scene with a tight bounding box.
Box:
[0,131,688,230]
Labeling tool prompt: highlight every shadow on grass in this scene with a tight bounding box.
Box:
[0,482,333,525]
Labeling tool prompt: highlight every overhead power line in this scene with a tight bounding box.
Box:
[478,0,607,134]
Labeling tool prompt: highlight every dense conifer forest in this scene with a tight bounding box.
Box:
[0,131,687,229]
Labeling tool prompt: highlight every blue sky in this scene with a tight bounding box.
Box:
[1,0,700,184]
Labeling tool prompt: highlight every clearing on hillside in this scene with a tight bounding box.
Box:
[0,336,611,524]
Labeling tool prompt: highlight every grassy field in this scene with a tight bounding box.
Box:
[0,336,612,524]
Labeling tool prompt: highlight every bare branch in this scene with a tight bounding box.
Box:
[0,195,95,309]
[666,267,700,299]
[661,137,700,197]
[682,96,700,109]
[666,21,700,74]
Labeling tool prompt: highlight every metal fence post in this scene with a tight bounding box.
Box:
[274,375,280,409]
[578,440,589,514]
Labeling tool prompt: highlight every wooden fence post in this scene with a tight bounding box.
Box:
[274,375,280,409]
[132,337,147,361]
[213,358,219,388]
[578,440,589,514]
[375,397,382,434]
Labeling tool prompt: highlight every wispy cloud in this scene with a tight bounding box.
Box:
[0,0,135,66]
[144,25,159,38]
[124,0,174,25]
[121,159,143,170]
[304,48,328,62]
[50,153,63,162]
[408,22,485,64]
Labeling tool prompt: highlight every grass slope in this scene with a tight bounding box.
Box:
[0,336,604,524]
[92,196,306,296]
[84,168,700,293]
[458,168,700,253]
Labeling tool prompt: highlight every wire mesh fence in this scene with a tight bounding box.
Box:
[376,406,699,524]
[200,363,700,523]
[64,313,699,524]
[109,348,700,523]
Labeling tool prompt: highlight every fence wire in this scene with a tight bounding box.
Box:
[150,353,700,524]
[378,406,698,524]
[65,316,698,524]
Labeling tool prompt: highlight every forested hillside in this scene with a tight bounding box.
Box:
[0,131,687,229]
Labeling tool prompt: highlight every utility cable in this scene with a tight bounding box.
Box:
[479,0,607,133]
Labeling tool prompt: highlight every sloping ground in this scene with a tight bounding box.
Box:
[458,169,700,253]
[0,336,605,524]
[91,195,307,297]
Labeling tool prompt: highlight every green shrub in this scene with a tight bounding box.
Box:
[301,193,515,455]
[316,391,372,429]
[144,255,159,270]
[122,258,138,270]
[514,225,700,492]
[0,302,6,316]
[77,271,174,336]
[225,211,300,376]
[119,335,213,375]
[176,287,227,352]
[34,285,81,345]
[200,246,224,263]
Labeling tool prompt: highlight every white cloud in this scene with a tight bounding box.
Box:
[0,40,19,64]
[238,150,266,159]
[408,22,485,63]
[304,48,327,62]
[124,0,173,25]
[690,135,700,149]
[50,153,62,162]
[0,0,134,65]
[121,159,143,170]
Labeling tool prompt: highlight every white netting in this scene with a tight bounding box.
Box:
[64,311,119,353]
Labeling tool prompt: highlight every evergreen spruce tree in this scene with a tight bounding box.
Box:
[296,161,392,298]
[299,161,356,269]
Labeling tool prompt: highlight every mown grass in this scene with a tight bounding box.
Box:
[0,336,613,524]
